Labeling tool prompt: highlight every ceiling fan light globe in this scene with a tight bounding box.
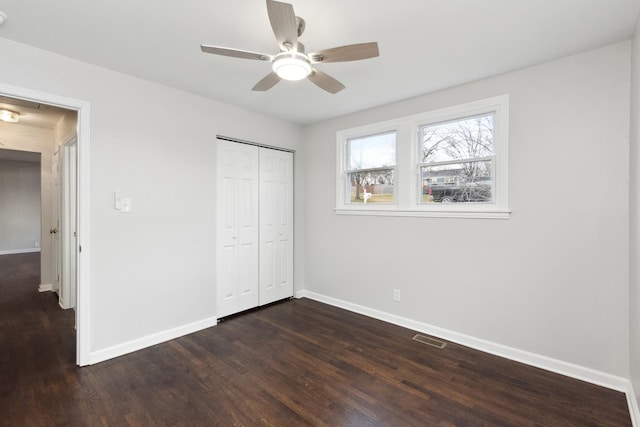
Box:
[272,53,311,81]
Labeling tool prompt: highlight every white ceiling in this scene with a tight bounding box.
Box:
[0,0,638,125]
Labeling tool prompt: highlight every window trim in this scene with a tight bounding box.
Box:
[335,95,510,219]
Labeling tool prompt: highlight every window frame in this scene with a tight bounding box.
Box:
[336,122,399,212]
[344,130,397,206]
[417,111,496,206]
[335,95,510,219]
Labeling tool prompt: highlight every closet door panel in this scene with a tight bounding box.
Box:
[260,148,293,305]
[216,141,259,318]
[237,171,259,311]
[259,154,277,303]
[275,156,293,300]
[218,176,238,246]
[218,244,238,310]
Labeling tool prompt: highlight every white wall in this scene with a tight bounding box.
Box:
[53,111,78,148]
[302,42,630,377]
[0,159,41,252]
[0,38,303,356]
[629,15,640,412]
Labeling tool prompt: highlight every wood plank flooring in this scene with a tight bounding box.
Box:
[0,252,632,426]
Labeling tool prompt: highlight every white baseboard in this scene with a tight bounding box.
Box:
[89,316,219,365]
[296,290,630,393]
[628,383,640,427]
[0,248,40,255]
[58,297,73,310]
[38,283,53,292]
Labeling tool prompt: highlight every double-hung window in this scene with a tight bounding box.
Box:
[336,95,510,218]
[345,131,396,205]
[418,113,495,205]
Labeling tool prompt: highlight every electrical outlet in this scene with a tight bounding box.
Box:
[393,289,401,302]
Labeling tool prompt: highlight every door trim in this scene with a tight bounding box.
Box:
[0,82,91,366]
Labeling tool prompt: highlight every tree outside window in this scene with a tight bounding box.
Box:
[419,114,494,204]
[346,131,396,204]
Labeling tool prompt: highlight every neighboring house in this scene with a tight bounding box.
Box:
[422,170,492,203]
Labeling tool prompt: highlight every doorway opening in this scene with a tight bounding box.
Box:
[0,84,91,366]
[0,149,42,285]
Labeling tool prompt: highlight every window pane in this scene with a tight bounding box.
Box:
[348,131,396,170]
[420,114,494,163]
[420,161,492,204]
[348,169,394,204]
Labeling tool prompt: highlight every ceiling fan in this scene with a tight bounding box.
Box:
[200,0,379,94]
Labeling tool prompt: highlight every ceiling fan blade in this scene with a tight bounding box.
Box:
[266,0,298,50]
[308,69,345,94]
[309,42,379,63]
[252,72,282,91]
[200,45,273,61]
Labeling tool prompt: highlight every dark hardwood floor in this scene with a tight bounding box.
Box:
[0,252,632,426]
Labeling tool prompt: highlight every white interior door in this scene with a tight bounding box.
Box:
[69,143,77,310]
[60,139,77,310]
[259,148,293,305]
[216,141,259,318]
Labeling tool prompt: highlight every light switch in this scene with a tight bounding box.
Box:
[114,191,132,213]
[120,198,132,213]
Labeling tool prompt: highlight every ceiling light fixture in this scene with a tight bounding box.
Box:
[272,51,312,81]
[0,109,20,123]
[0,11,6,26]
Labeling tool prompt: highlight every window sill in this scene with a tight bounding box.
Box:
[335,207,511,219]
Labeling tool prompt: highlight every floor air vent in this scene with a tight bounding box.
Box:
[412,334,447,349]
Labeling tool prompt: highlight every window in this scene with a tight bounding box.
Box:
[419,114,494,205]
[336,95,509,219]
[345,131,396,205]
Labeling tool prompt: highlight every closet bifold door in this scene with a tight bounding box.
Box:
[259,147,294,305]
[216,141,260,318]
